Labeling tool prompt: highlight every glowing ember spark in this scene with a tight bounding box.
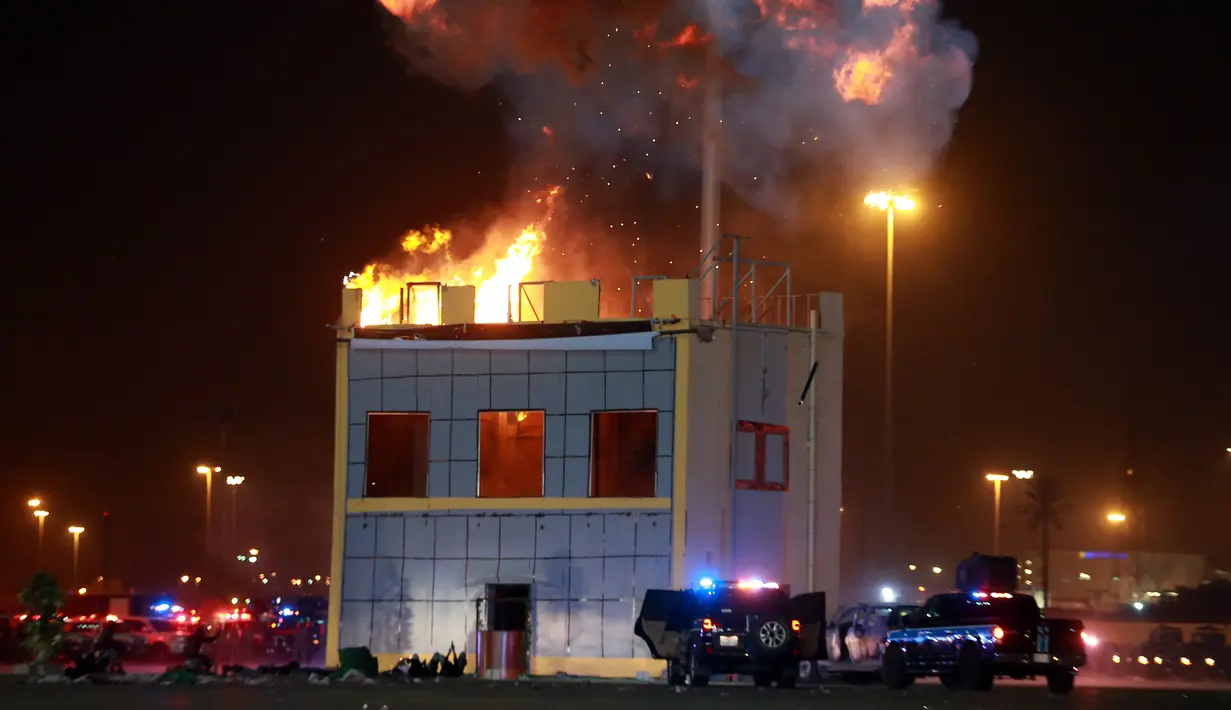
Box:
[344,187,562,326]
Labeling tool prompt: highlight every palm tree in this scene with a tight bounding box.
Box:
[1021,474,1071,609]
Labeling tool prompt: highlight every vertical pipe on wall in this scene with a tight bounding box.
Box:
[727,235,740,575]
[807,309,818,592]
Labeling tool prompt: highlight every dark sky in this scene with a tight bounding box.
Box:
[4,1,1229,597]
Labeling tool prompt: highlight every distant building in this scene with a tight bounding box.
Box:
[1027,549,1207,611]
[323,247,844,677]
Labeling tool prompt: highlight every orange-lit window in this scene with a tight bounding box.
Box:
[590,411,658,498]
[366,413,430,497]
[478,411,545,497]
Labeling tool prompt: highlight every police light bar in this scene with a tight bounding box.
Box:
[696,578,780,590]
[971,592,1014,599]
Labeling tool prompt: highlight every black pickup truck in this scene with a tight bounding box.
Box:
[634,578,827,687]
[882,591,1087,693]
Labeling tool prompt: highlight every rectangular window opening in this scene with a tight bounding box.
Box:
[591,410,658,497]
[365,412,430,497]
[478,410,545,497]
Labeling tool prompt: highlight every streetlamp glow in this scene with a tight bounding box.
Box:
[27,498,41,508]
[864,191,917,212]
[68,525,85,534]
[985,473,1009,482]
[932,566,942,574]
[1107,511,1127,524]
[1012,469,1034,479]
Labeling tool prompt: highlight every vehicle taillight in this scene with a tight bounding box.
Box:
[791,619,801,632]
[991,626,1004,641]
[1080,630,1098,647]
[702,618,714,632]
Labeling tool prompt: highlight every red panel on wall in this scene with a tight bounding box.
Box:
[734,420,789,492]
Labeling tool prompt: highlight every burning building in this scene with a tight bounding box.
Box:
[324,237,844,677]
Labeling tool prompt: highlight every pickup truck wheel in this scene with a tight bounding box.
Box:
[666,659,685,686]
[684,653,710,687]
[960,644,994,691]
[1046,670,1075,694]
[881,645,914,689]
[939,672,963,689]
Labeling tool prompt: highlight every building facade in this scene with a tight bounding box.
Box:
[324,267,844,676]
[1028,550,1207,611]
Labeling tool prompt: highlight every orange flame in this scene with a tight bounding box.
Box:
[378,0,450,34]
[832,3,918,104]
[661,24,711,48]
[344,187,562,326]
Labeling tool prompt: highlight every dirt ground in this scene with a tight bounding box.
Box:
[2,676,1230,710]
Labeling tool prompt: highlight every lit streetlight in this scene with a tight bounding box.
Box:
[932,566,942,574]
[27,498,41,508]
[1012,469,1034,480]
[863,189,918,569]
[226,475,245,551]
[1107,511,1127,524]
[985,473,1010,554]
[31,509,49,568]
[196,465,221,555]
[68,526,85,588]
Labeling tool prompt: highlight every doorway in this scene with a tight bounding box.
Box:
[486,583,530,632]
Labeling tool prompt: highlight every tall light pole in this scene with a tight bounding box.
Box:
[197,465,221,556]
[226,475,245,552]
[986,473,1009,554]
[1106,510,1128,602]
[985,469,1032,555]
[33,510,49,567]
[68,526,85,589]
[863,190,917,568]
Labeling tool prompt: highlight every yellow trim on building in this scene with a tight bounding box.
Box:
[325,335,351,668]
[670,335,690,587]
[347,496,671,514]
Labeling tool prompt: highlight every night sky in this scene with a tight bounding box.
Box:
[5,1,1229,597]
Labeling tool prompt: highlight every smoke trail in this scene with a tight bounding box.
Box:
[378,0,976,204]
